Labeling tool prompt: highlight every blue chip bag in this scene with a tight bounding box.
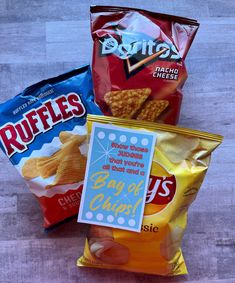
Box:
[0,65,102,228]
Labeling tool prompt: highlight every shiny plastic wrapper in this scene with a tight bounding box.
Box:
[90,6,199,125]
[77,115,222,276]
[0,66,102,228]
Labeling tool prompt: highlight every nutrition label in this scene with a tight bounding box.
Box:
[78,122,156,232]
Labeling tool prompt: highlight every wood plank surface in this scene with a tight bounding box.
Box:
[0,1,234,282]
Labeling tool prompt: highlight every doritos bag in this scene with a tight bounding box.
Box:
[90,6,199,124]
[77,115,223,276]
[0,65,102,228]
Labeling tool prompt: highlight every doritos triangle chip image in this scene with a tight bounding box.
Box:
[104,88,151,118]
[0,65,102,228]
[77,114,223,276]
[90,5,199,125]
[137,100,169,122]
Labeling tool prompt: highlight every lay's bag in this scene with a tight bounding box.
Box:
[0,65,102,228]
[77,115,222,276]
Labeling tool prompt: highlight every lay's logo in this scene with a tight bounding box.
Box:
[144,164,176,215]
[146,175,176,205]
[0,93,86,157]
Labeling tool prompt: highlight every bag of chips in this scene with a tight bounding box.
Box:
[77,114,222,276]
[0,65,102,228]
[90,5,199,125]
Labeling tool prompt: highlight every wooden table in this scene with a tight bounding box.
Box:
[0,1,234,282]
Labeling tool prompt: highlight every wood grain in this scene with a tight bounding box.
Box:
[0,0,234,282]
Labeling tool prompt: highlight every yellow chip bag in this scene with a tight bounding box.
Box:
[77,115,223,276]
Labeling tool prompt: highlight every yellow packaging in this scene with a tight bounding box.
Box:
[77,115,223,276]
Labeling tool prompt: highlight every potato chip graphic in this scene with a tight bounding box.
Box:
[22,158,40,180]
[37,137,82,179]
[89,239,130,265]
[88,225,130,265]
[37,153,60,179]
[22,132,85,184]
[59,131,86,145]
[46,151,86,189]
[59,131,74,143]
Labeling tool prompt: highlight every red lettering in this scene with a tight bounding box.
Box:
[36,106,51,131]
[146,175,176,205]
[0,93,86,157]
[44,101,62,123]
[0,124,26,156]
[15,120,33,143]
[68,93,85,116]
[56,96,73,120]
[25,110,39,134]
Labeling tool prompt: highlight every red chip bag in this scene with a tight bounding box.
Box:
[90,6,199,125]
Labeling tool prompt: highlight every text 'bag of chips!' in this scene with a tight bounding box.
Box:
[77,115,223,276]
[90,6,199,125]
[0,65,102,228]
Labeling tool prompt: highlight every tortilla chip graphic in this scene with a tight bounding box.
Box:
[104,88,151,118]
[137,100,169,122]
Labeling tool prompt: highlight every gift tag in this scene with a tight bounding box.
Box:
[78,122,156,232]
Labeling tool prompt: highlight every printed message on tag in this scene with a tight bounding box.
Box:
[78,122,156,232]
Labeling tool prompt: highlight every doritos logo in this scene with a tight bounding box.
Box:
[0,93,86,157]
[99,31,181,78]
